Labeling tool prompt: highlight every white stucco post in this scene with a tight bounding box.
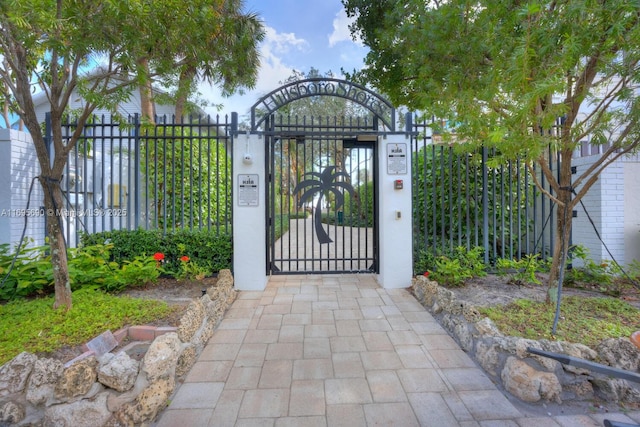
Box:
[377,134,414,288]
[232,132,268,290]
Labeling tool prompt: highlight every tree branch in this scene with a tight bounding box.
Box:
[527,162,564,206]
[572,120,638,191]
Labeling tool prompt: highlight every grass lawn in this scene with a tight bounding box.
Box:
[479,295,639,349]
[0,287,178,365]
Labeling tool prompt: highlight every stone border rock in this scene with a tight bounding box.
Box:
[411,275,640,406]
[0,269,237,426]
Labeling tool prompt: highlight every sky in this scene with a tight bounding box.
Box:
[200,0,369,121]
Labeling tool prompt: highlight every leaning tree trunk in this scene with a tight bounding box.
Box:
[546,203,573,301]
[175,66,196,124]
[545,147,575,304]
[40,176,72,310]
[137,58,156,125]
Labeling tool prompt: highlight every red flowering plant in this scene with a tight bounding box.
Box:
[153,252,165,268]
[175,254,209,281]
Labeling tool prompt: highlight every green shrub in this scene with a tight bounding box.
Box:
[565,245,622,294]
[115,256,161,290]
[416,246,486,286]
[342,181,374,227]
[2,228,232,300]
[81,228,232,276]
[0,242,53,300]
[67,243,120,290]
[0,241,166,300]
[495,253,548,285]
[81,228,163,263]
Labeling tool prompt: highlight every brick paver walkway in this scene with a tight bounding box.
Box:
[153,274,640,427]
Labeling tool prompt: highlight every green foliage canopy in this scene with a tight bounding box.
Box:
[344,0,640,287]
[0,0,263,309]
[344,0,640,160]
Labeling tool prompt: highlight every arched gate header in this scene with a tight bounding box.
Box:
[250,77,396,131]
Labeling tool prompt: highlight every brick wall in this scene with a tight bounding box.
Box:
[623,156,640,266]
[571,154,638,267]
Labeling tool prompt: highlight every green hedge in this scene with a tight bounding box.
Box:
[322,181,375,228]
[81,228,232,276]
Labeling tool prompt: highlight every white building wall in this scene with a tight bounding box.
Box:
[33,91,175,123]
[571,154,637,267]
[623,157,640,266]
[0,129,46,248]
[599,159,626,263]
[33,91,177,125]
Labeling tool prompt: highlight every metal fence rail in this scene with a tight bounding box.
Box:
[53,112,559,268]
[411,118,558,266]
[50,113,233,247]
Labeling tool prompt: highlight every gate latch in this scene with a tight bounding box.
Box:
[394,179,403,190]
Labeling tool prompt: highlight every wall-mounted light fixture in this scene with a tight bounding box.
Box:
[242,137,253,165]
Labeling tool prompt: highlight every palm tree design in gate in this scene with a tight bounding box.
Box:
[294,166,354,244]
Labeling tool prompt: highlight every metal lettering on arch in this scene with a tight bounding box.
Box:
[250,78,396,131]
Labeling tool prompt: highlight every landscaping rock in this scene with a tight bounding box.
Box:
[0,271,237,427]
[597,338,640,371]
[525,343,560,372]
[0,352,37,396]
[26,357,63,405]
[105,372,149,412]
[453,319,474,352]
[44,392,111,427]
[177,298,206,342]
[0,400,26,424]
[592,377,640,404]
[501,356,562,403]
[411,275,640,407]
[175,344,197,377]
[475,340,501,376]
[98,352,139,392]
[545,340,597,376]
[563,378,595,400]
[462,302,482,322]
[142,333,181,382]
[216,268,234,288]
[432,286,456,314]
[114,377,175,426]
[54,356,99,401]
[474,317,503,337]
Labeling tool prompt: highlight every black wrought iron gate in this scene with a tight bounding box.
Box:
[265,116,378,274]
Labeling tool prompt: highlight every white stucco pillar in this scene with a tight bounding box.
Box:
[377,134,414,288]
[232,132,268,290]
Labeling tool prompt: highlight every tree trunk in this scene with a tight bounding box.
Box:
[175,66,196,124]
[2,102,10,129]
[137,58,156,124]
[545,148,575,304]
[40,176,72,310]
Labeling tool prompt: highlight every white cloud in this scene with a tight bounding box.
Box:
[264,26,309,55]
[328,9,361,47]
[250,26,305,98]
